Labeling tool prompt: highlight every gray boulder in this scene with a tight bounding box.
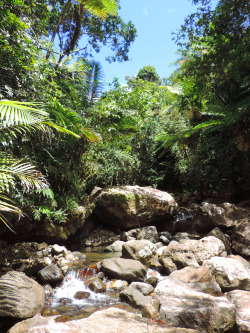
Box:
[120,286,152,309]
[130,282,154,295]
[94,186,178,229]
[0,271,44,319]
[101,257,146,282]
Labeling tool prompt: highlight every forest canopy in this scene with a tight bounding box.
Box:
[0,0,249,233]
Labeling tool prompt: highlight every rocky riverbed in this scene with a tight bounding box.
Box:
[0,186,249,332]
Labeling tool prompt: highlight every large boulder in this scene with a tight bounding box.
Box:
[231,218,250,257]
[8,309,199,333]
[191,201,249,233]
[122,240,156,265]
[203,256,250,291]
[159,236,226,273]
[94,186,178,229]
[154,276,236,332]
[226,290,250,333]
[0,271,45,319]
[170,266,222,296]
[101,257,147,282]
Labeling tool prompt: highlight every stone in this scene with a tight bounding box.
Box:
[203,256,250,291]
[38,264,64,284]
[101,257,147,282]
[71,251,86,261]
[207,227,231,254]
[108,279,129,291]
[159,236,226,273]
[226,290,250,333]
[154,276,236,332]
[8,309,200,333]
[0,271,44,319]
[105,240,125,252]
[122,240,156,265]
[231,218,250,257]
[94,186,178,229]
[85,277,106,293]
[51,244,67,256]
[141,299,160,319]
[122,226,159,243]
[119,286,152,309]
[158,231,172,245]
[191,201,249,233]
[130,282,154,295]
[170,266,222,295]
[73,291,90,300]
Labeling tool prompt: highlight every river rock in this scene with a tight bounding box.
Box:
[8,309,200,333]
[0,271,44,319]
[159,236,226,273]
[154,276,236,332]
[122,239,156,265]
[38,264,64,284]
[101,257,146,282]
[203,256,250,291]
[226,290,250,333]
[130,282,154,295]
[120,286,152,309]
[108,279,128,291]
[94,186,178,229]
[85,277,106,293]
[191,201,250,233]
[121,226,159,243]
[231,218,250,257]
[207,227,231,254]
[105,240,125,252]
[170,266,222,295]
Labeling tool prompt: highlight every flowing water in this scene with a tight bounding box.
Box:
[43,248,163,321]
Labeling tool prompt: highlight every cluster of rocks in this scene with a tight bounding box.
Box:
[0,186,249,332]
[0,241,86,283]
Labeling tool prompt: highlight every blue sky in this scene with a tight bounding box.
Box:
[91,0,218,87]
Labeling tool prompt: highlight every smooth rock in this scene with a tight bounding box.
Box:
[130,282,154,295]
[105,240,125,252]
[8,309,200,333]
[101,257,147,282]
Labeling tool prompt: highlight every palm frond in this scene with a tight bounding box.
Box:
[84,0,118,20]
[0,100,48,128]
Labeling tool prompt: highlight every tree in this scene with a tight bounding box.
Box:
[156,0,250,195]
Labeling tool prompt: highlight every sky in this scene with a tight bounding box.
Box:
[91,0,218,87]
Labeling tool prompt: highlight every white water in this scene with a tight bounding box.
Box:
[51,270,117,308]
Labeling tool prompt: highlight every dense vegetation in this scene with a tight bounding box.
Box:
[0,0,249,232]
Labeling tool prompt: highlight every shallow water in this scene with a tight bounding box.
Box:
[44,248,163,321]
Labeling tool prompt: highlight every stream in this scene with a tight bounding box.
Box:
[43,247,161,322]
